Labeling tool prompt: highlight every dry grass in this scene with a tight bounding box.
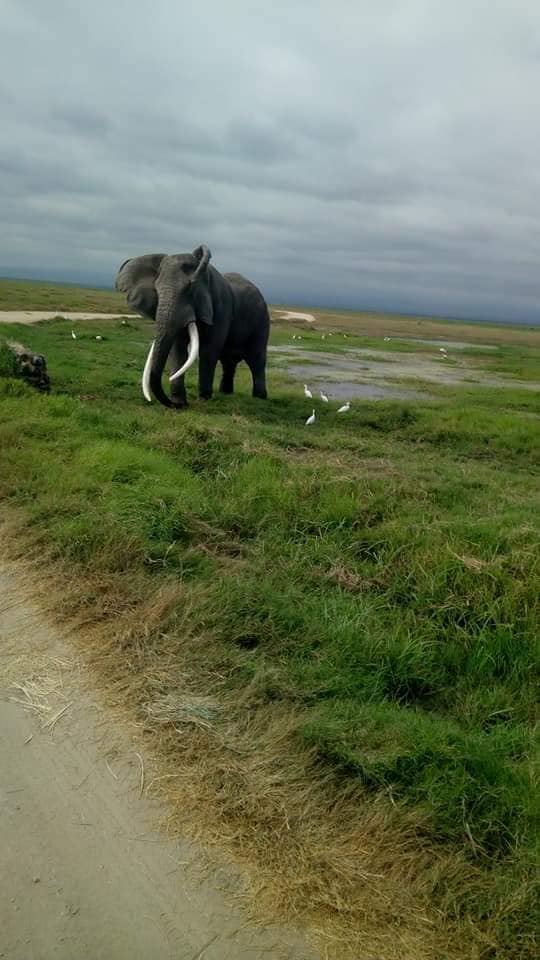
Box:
[1,512,512,960]
[270,306,540,347]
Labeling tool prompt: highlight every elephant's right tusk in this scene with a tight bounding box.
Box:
[169,322,199,382]
[142,340,154,402]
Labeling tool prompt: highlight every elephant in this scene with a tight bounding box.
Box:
[115,246,270,408]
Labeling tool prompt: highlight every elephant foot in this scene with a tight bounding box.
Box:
[252,388,268,399]
[199,392,213,401]
[220,383,234,395]
[171,398,188,410]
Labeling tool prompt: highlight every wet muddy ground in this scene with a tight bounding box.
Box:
[270,342,539,401]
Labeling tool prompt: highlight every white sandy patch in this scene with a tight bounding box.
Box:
[0,311,137,325]
[277,311,316,323]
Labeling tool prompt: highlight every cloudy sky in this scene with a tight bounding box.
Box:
[2,1,540,322]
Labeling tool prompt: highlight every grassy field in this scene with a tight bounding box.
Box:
[1,283,539,959]
[0,277,128,312]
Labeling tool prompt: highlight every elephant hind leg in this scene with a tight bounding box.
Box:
[219,357,238,395]
[245,347,267,399]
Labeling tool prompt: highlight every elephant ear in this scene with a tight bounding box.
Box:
[190,245,213,326]
[116,254,167,320]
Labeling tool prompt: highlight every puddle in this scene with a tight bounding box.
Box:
[392,337,498,350]
[269,345,540,397]
[286,365,424,400]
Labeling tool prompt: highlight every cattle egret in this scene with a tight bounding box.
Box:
[71,330,77,339]
[337,402,351,413]
[305,409,316,426]
[320,391,329,402]
[439,347,447,353]
[322,334,326,340]
[384,336,391,342]
[95,335,103,341]
[304,384,313,399]
[121,319,127,326]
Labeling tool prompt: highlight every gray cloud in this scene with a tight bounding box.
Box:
[1,0,540,322]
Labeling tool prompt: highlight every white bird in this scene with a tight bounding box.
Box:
[320,391,329,402]
[439,347,447,353]
[71,329,77,339]
[343,334,348,339]
[322,334,326,340]
[95,335,103,341]
[337,402,351,413]
[384,336,391,342]
[292,334,296,340]
[305,409,316,426]
[121,319,127,326]
[304,384,313,399]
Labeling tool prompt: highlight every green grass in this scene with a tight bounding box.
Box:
[0,277,129,312]
[1,297,539,957]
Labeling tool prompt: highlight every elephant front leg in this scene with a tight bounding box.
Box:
[169,340,188,408]
[198,349,219,400]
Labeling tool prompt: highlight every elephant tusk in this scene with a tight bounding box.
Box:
[169,322,199,382]
[142,340,154,402]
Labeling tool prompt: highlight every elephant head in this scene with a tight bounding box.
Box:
[116,245,212,407]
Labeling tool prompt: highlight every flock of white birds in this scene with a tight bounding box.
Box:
[296,332,451,426]
[303,382,351,425]
[71,330,104,342]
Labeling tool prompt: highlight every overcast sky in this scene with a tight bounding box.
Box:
[2,1,540,322]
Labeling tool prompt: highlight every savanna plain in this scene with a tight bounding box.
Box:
[1,277,539,960]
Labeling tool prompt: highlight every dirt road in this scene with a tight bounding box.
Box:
[0,312,136,325]
[0,565,315,960]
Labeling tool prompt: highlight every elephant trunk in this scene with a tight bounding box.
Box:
[144,293,177,407]
[148,330,176,407]
[142,294,199,407]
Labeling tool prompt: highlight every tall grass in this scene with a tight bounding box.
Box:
[1,305,539,958]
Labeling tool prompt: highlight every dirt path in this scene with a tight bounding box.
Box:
[0,312,136,324]
[0,564,316,960]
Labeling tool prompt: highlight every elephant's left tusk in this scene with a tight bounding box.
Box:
[142,340,154,402]
[169,323,199,382]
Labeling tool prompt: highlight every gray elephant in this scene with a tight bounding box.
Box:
[115,246,270,408]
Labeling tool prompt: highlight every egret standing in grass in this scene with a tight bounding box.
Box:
[337,401,351,413]
[305,409,316,426]
[304,384,313,399]
[320,390,329,403]
[71,330,77,340]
